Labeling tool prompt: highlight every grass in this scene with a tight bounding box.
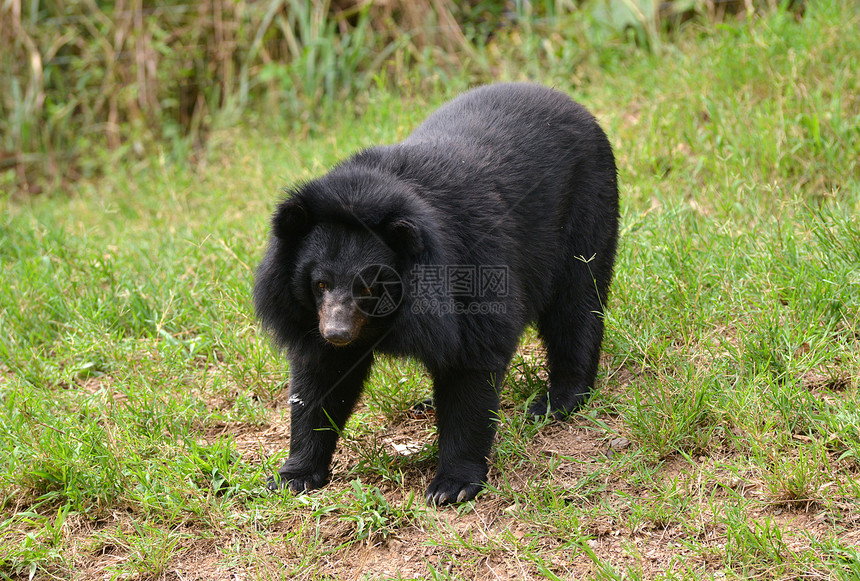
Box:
[1,1,859,579]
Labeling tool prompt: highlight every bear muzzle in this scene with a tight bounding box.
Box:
[319,291,366,346]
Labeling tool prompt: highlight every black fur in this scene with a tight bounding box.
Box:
[254,83,619,505]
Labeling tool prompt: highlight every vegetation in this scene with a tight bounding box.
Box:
[2,0,801,194]
[1,0,858,579]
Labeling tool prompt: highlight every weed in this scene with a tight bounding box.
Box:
[624,368,722,460]
[321,479,423,544]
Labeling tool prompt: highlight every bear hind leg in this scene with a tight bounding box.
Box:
[529,266,608,419]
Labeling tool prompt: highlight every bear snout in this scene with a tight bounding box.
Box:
[319,291,365,346]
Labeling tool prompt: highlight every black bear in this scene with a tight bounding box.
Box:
[254,83,618,505]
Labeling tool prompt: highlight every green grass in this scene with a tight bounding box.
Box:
[1,2,859,579]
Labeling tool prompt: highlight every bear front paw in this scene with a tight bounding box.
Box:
[425,476,484,505]
[267,467,329,494]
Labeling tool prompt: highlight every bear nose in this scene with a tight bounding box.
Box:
[321,325,354,346]
[319,291,362,346]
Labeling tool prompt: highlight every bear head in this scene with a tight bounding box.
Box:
[255,165,436,349]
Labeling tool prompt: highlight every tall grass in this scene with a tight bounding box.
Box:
[0,0,391,193]
[1,0,805,195]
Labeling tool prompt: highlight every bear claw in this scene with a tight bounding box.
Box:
[425,477,483,506]
[267,469,328,494]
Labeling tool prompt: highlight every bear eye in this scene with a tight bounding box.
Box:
[315,280,328,291]
[359,286,373,297]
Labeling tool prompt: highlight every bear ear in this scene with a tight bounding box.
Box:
[272,198,310,243]
[384,217,425,257]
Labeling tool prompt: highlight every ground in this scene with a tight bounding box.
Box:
[26,345,857,581]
